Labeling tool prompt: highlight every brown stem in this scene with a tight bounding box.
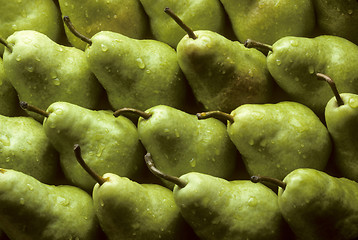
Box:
[19,101,50,118]
[113,107,152,119]
[0,37,13,52]
[164,7,197,40]
[144,152,187,188]
[244,39,273,52]
[196,111,234,124]
[316,73,344,107]
[73,144,107,185]
[250,175,286,190]
[63,16,92,46]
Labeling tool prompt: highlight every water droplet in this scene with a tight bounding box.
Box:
[27,184,33,191]
[52,78,61,86]
[25,66,34,72]
[54,108,63,115]
[248,197,257,207]
[349,97,358,108]
[276,59,282,66]
[101,44,108,52]
[113,14,118,19]
[248,139,255,146]
[290,40,298,47]
[19,198,25,205]
[136,58,146,69]
[0,134,10,146]
[96,143,105,157]
[348,9,353,15]
[308,66,315,74]
[12,24,18,30]
[189,158,196,167]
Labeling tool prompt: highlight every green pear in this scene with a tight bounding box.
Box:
[253,168,358,240]
[114,105,238,189]
[74,147,196,240]
[318,73,358,181]
[21,101,146,193]
[139,1,228,48]
[313,0,358,45]
[220,0,315,45]
[0,168,101,240]
[198,101,332,181]
[2,30,103,122]
[64,16,189,112]
[145,154,289,240]
[0,0,63,55]
[0,115,60,184]
[58,0,150,50]
[245,35,358,117]
[0,58,22,117]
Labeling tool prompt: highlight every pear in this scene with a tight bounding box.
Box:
[197,101,332,181]
[252,168,358,240]
[1,30,103,122]
[74,146,196,240]
[145,153,289,240]
[64,16,189,112]
[220,0,315,44]
[114,105,238,189]
[318,73,358,182]
[21,101,146,192]
[0,115,60,184]
[245,35,358,117]
[58,0,150,50]
[0,0,63,55]
[166,9,273,113]
[0,168,101,240]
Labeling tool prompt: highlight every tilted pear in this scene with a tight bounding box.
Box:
[58,0,150,50]
[0,115,59,184]
[114,105,238,189]
[21,101,146,192]
[2,30,103,122]
[0,168,101,240]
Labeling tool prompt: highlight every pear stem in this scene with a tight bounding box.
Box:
[164,7,197,40]
[0,37,13,52]
[113,107,152,119]
[196,111,234,124]
[63,16,92,46]
[144,152,187,188]
[316,73,344,107]
[250,175,286,190]
[244,39,273,52]
[19,101,50,118]
[73,144,107,186]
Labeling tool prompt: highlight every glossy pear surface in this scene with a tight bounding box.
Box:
[177,30,273,113]
[85,31,189,111]
[228,101,331,180]
[278,168,358,240]
[3,30,103,122]
[266,35,358,116]
[0,168,100,240]
[138,105,238,189]
[43,101,145,192]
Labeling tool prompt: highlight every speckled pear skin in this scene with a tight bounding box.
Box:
[43,101,146,192]
[139,0,227,48]
[137,105,238,189]
[278,168,358,240]
[173,172,287,240]
[177,30,274,113]
[220,0,315,45]
[0,168,101,240]
[3,30,103,122]
[0,115,59,184]
[93,173,192,240]
[325,93,358,181]
[85,31,189,111]
[0,0,62,55]
[227,101,332,180]
[58,0,150,50]
[266,35,358,117]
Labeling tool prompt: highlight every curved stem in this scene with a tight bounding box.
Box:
[113,107,152,119]
[144,152,187,188]
[19,101,50,118]
[196,111,234,124]
[0,37,13,52]
[63,16,92,46]
[316,73,344,107]
[73,144,107,186]
[250,175,286,190]
[244,39,273,52]
[164,7,197,40]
